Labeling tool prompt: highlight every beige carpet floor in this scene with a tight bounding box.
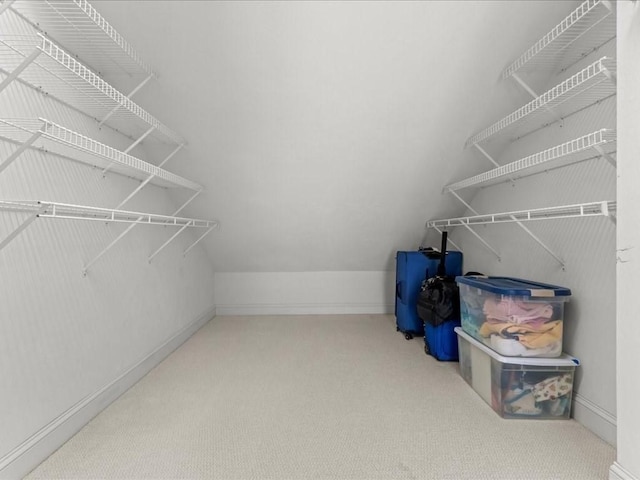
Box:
[26,315,616,479]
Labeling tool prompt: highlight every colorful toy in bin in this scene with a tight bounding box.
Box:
[455,276,571,358]
[455,327,579,419]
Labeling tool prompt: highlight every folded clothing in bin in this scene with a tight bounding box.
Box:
[456,276,571,358]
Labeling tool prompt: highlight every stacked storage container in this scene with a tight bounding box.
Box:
[454,276,579,419]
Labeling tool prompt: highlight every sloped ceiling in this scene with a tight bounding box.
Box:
[91,0,576,273]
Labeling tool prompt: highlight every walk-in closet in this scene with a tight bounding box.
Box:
[1,1,638,479]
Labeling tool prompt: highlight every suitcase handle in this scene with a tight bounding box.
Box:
[437,231,448,277]
[396,281,404,302]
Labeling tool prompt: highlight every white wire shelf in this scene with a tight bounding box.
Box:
[0,118,200,190]
[0,200,217,228]
[465,56,616,149]
[0,199,218,264]
[503,0,616,79]
[426,200,616,229]
[2,0,153,80]
[0,33,184,146]
[447,129,616,192]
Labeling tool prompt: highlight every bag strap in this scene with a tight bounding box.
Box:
[437,231,447,277]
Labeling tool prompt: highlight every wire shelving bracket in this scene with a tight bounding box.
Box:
[447,191,501,261]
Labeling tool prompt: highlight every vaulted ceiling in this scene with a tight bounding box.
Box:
[91,0,576,273]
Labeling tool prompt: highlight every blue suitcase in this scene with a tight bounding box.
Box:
[395,249,463,340]
[423,320,461,361]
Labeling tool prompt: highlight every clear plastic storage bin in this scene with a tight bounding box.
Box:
[456,276,571,357]
[455,327,579,419]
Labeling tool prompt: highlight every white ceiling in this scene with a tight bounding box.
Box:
[91,0,576,273]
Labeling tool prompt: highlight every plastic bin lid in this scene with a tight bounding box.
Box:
[455,276,571,297]
[454,327,580,366]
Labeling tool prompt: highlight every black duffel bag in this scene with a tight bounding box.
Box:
[417,273,460,327]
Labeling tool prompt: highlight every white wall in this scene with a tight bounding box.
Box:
[437,17,617,444]
[0,10,216,479]
[91,0,576,275]
[215,271,394,315]
[611,3,640,479]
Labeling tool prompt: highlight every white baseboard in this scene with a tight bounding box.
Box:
[610,462,640,480]
[573,392,617,447]
[215,302,394,316]
[0,306,216,480]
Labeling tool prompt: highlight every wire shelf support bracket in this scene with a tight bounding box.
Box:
[114,143,187,210]
[0,48,41,95]
[446,191,501,261]
[0,204,43,251]
[0,128,42,175]
[183,227,215,257]
[0,0,16,16]
[148,221,192,264]
[84,189,204,274]
[99,73,154,127]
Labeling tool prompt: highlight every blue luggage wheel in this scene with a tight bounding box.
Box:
[424,344,430,355]
[404,332,413,340]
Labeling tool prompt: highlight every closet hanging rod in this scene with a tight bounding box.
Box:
[0,200,218,228]
[426,201,615,229]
